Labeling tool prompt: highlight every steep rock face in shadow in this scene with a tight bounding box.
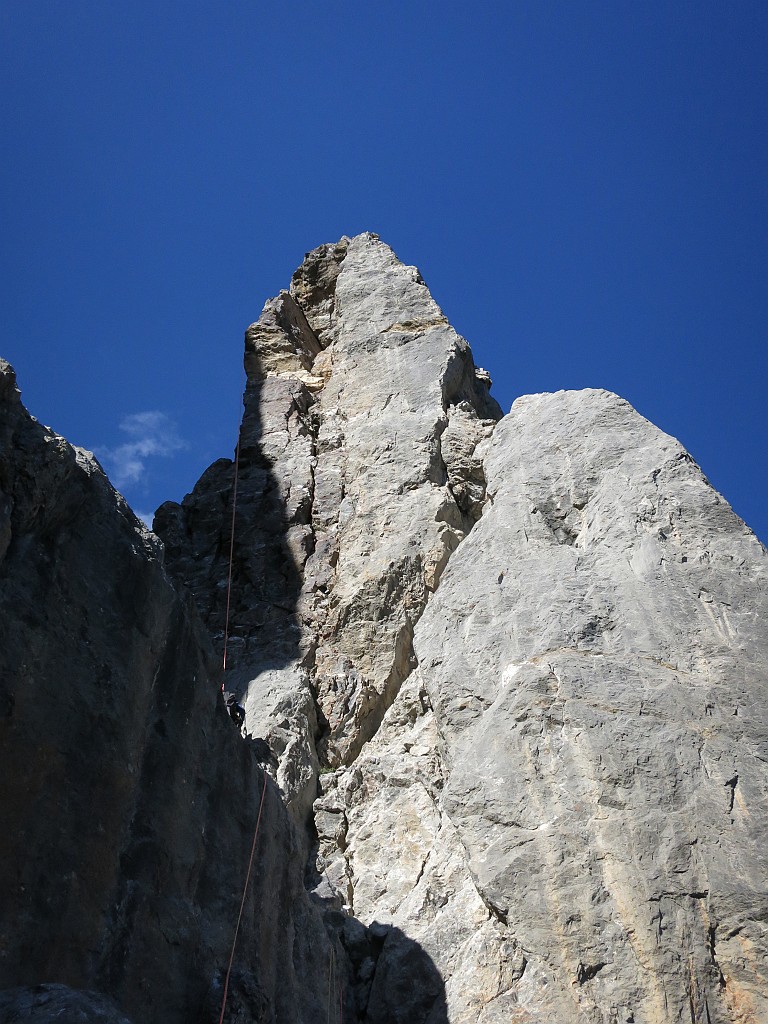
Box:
[0,359,352,1024]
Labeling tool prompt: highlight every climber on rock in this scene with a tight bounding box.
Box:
[223,690,246,728]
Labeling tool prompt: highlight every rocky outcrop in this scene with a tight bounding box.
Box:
[2,234,767,1024]
[0,359,350,1024]
[328,388,768,1023]
[156,235,768,1023]
[156,233,501,814]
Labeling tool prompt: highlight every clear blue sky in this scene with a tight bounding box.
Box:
[2,2,766,541]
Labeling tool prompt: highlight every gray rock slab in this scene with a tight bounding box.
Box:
[415,388,768,1023]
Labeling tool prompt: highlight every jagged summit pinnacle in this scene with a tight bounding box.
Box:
[1,235,766,1023]
[157,230,504,788]
[245,232,497,413]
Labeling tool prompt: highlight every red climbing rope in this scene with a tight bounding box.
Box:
[221,413,242,689]
[327,944,344,1024]
[217,768,268,1024]
[215,393,341,1024]
[327,946,335,1024]
[217,394,268,1024]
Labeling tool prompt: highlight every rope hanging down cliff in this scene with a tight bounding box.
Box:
[215,402,341,1024]
[216,408,267,1024]
[221,413,246,727]
[221,417,242,686]
[217,768,268,1024]
[328,946,344,1024]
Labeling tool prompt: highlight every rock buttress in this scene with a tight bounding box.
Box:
[403,389,768,1022]
[153,238,767,1023]
[0,359,350,1024]
[154,233,503,1022]
[155,232,502,796]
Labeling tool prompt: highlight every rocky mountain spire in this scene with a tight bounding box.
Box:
[156,233,501,821]
[2,235,766,1024]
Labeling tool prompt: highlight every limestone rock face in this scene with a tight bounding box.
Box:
[316,670,520,1024]
[154,238,768,1024]
[3,235,767,1024]
[411,389,768,1022]
[303,235,500,768]
[156,233,501,809]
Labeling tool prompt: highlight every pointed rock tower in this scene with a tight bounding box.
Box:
[2,235,766,1024]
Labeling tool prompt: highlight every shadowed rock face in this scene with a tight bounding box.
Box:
[0,984,133,1024]
[0,359,357,1024]
[2,235,767,1024]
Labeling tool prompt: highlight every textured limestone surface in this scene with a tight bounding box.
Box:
[0,359,349,1024]
[156,239,768,1023]
[3,234,767,1024]
[156,233,501,807]
[410,389,768,1023]
[316,671,525,1024]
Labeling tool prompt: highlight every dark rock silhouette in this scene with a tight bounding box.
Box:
[0,358,348,1022]
[0,343,448,1024]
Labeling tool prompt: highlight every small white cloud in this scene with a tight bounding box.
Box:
[97,411,186,491]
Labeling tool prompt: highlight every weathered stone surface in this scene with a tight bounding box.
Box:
[304,235,500,767]
[153,233,503,1020]
[157,233,501,805]
[154,239,768,1023]
[317,671,511,1023]
[289,237,349,348]
[0,359,349,1024]
[412,389,768,1022]
[4,234,767,1024]
[0,984,133,1024]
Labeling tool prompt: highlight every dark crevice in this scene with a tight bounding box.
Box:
[725,775,738,818]
[477,890,508,927]
[576,961,606,984]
